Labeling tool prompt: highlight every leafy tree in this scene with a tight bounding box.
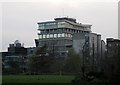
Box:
[50,57,65,73]
[63,48,82,73]
[28,45,53,74]
[7,57,22,74]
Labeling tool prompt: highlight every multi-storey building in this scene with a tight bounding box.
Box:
[105,38,120,81]
[72,32,102,72]
[3,40,27,73]
[35,17,92,58]
[2,40,35,74]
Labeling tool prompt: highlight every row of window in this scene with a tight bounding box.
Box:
[58,22,66,28]
[39,33,72,39]
[39,22,58,29]
[39,22,57,26]
[39,25,57,29]
[39,21,67,29]
[108,43,119,47]
[39,22,90,30]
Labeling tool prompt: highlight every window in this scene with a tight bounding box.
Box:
[116,44,119,46]
[39,22,57,29]
[68,34,71,37]
[58,34,61,37]
[61,33,65,37]
[66,34,68,37]
[14,57,18,61]
[6,57,9,60]
[58,22,66,28]
[70,34,72,37]
[39,24,45,29]
[43,35,46,38]
[39,35,42,39]
[47,34,49,38]
[108,44,111,47]
[54,34,57,38]
[50,34,53,38]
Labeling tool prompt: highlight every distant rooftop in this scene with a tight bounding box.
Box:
[107,38,120,42]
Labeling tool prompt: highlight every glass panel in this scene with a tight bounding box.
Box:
[61,33,65,37]
[58,34,61,37]
[50,34,53,38]
[68,34,71,37]
[43,35,46,38]
[39,22,58,29]
[58,22,65,28]
[54,34,57,38]
[39,35,42,39]
[66,34,68,37]
[47,34,49,38]
[39,24,45,29]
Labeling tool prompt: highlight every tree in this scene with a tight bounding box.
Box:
[63,48,82,74]
[28,45,53,74]
[7,57,22,74]
[50,57,65,74]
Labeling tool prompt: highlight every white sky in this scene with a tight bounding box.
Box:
[0,0,119,52]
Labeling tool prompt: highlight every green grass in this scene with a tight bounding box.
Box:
[2,75,75,83]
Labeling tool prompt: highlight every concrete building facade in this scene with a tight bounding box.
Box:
[36,17,92,58]
[2,40,35,74]
[105,38,120,81]
[35,17,106,72]
[72,33,102,72]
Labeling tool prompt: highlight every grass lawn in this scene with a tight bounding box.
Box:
[2,75,75,83]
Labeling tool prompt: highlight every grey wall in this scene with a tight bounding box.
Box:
[72,33,86,57]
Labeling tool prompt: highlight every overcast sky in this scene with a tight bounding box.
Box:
[1,0,119,52]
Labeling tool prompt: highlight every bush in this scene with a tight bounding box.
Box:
[90,78,102,84]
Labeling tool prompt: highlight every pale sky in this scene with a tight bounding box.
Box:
[0,0,119,52]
